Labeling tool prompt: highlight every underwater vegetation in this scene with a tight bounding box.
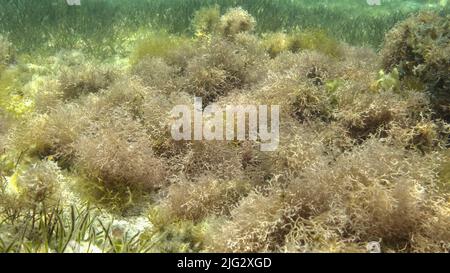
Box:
[0,3,449,253]
[0,0,444,58]
[262,28,344,59]
[381,11,450,121]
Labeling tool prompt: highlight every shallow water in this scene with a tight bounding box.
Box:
[0,0,447,57]
[0,0,449,253]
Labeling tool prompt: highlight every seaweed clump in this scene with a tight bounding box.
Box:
[58,63,118,100]
[192,5,221,38]
[207,140,450,253]
[381,12,450,121]
[159,176,251,222]
[262,30,343,58]
[288,29,343,58]
[0,160,63,220]
[74,109,167,193]
[218,7,256,38]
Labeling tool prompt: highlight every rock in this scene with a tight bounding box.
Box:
[366,241,381,253]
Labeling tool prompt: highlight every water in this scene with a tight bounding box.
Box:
[0,0,446,57]
[0,0,449,253]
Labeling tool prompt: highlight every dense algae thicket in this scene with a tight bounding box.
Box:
[0,3,449,253]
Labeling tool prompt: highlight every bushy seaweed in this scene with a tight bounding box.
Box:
[207,140,450,252]
[74,108,167,193]
[218,7,256,38]
[381,12,450,121]
[192,5,221,38]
